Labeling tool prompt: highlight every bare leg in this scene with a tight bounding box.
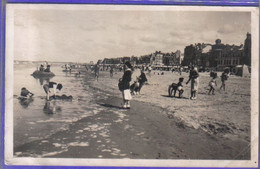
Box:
[126,101,130,109]
[193,91,197,100]
[173,90,177,97]
[122,92,127,108]
[208,87,212,95]
[168,86,173,96]
[179,90,183,98]
[46,92,50,101]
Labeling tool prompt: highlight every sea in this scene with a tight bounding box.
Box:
[13,62,110,148]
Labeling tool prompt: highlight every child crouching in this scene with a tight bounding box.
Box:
[168,77,184,98]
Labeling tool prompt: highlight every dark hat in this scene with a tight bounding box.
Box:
[125,61,132,68]
[179,77,184,82]
[57,84,63,90]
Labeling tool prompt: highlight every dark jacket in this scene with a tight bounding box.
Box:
[138,72,147,84]
[122,69,132,90]
[189,70,199,79]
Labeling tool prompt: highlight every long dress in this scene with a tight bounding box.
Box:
[121,68,132,101]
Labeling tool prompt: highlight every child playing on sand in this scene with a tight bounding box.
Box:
[43,82,63,100]
[168,77,184,97]
[208,72,217,95]
[20,87,34,98]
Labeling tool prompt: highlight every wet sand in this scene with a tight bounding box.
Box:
[14,69,250,159]
[14,96,249,159]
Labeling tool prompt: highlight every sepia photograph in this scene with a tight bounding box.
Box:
[5,4,259,167]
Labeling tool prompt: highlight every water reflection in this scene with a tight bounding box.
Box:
[33,76,52,85]
[43,101,62,115]
[18,97,34,108]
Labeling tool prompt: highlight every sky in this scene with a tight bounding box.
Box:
[13,6,251,63]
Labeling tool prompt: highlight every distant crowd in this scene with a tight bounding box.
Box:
[20,61,230,111]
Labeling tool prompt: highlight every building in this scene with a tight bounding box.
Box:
[102,58,121,64]
[211,39,243,70]
[138,54,152,65]
[182,44,196,66]
[163,50,182,66]
[150,51,164,66]
[100,50,183,67]
[183,38,245,70]
[130,56,138,66]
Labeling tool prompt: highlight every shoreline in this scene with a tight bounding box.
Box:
[14,95,250,159]
[14,70,250,159]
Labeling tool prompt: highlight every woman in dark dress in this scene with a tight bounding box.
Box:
[121,61,132,109]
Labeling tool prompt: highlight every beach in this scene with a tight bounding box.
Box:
[14,65,250,159]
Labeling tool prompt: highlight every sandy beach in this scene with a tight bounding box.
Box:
[14,68,250,159]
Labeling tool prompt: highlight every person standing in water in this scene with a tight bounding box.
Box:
[121,61,133,109]
[94,63,100,81]
[43,82,63,100]
[110,66,114,77]
[186,66,199,100]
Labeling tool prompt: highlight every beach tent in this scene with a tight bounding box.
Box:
[233,64,250,77]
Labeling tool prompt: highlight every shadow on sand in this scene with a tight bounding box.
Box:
[161,95,189,100]
[97,103,124,109]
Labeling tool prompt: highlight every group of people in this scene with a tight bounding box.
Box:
[39,62,51,72]
[208,69,229,94]
[172,66,229,100]
[20,81,63,101]
[119,61,148,109]
[119,61,230,109]
[22,61,230,111]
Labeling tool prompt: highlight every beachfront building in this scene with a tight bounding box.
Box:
[183,43,212,68]
[163,50,183,66]
[130,56,138,66]
[183,44,196,66]
[150,51,164,66]
[138,54,152,65]
[211,39,244,70]
[182,36,249,71]
[101,50,183,68]
[102,58,121,64]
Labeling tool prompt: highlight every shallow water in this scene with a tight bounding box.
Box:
[13,62,110,148]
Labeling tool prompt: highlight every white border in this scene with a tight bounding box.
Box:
[5,4,259,167]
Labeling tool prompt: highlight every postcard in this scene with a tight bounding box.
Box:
[4,4,259,167]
